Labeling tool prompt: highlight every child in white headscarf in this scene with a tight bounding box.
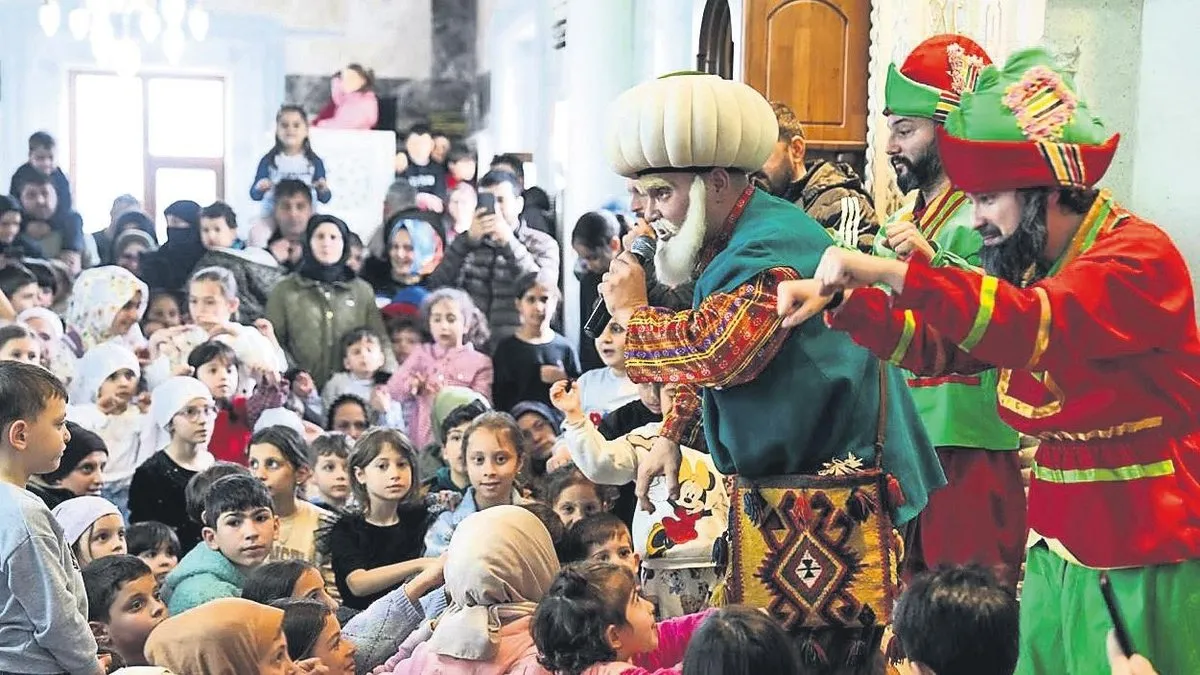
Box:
[377,505,560,675]
[64,266,149,356]
[17,306,76,385]
[128,376,217,552]
[67,343,148,518]
[51,495,127,566]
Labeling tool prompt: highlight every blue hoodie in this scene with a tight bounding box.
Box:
[162,541,245,615]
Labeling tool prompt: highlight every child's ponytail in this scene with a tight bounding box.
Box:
[532,561,636,675]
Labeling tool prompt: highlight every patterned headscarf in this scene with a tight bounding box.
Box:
[65,266,149,352]
[388,215,441,276]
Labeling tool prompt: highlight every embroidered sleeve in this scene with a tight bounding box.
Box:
[625,267,800,388]
[659,384,704,449]
[829,287,990,377]
[897,229,1195,371]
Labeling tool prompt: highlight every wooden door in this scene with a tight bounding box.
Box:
[744,0,871,152]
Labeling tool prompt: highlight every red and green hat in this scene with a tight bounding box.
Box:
[885,34,992,124]
[938,47,1120,193]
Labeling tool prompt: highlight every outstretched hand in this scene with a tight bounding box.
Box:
[635,436,682,513]
[776,279,838,328]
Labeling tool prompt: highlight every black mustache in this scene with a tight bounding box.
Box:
[978,223,1003,241]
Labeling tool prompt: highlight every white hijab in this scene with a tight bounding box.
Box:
[147,376,214,451]
[70,343,140,405]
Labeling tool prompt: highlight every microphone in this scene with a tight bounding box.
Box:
[586,235,657,339]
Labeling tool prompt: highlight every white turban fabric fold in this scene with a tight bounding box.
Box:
[607,73,778,178]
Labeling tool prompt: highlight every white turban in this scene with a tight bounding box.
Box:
[606,73,778,178]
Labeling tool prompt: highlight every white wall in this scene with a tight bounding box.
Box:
[1130,0,1200,301]
[0,0,286,227]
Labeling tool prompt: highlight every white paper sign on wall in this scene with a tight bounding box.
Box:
[307,128,397,244]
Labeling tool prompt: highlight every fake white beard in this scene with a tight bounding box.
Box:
[654,176,708,287]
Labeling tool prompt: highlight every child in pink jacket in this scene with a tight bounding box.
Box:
[314,64,379,130]
[376,506,558,675]
[388,288,493,448]
[532,562,715,675]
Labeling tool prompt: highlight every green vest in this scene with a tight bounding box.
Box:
[875,191,1020,451]
[694,190,946,525]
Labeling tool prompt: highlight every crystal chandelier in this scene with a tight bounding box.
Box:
[39,0,210,77]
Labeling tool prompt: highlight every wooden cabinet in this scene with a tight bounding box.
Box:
[744,0,871,152]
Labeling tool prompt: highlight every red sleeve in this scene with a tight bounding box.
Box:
[830,287,990,377]
[659,384,704,449]
[625,268,799,388]
[896,224,1196,371]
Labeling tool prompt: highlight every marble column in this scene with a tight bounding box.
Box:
[560,0,637,348]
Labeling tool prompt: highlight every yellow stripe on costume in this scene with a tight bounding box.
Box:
[958,275,998,351]
[1025,287,1052,369]
[1031,458,1174,484]
[888,311,917,364]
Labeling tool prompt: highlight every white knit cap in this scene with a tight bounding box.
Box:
[51,495,122,546]
[606,73,779,178]
[254,407,306,438]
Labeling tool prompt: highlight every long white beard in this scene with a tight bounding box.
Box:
[654,176,708,287]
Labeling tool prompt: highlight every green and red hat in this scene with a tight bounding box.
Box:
[885,34,992,124]
[938,47,1120,194]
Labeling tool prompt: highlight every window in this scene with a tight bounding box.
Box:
[70,72,225,241]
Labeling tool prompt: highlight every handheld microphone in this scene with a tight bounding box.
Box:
[586,235,657,339]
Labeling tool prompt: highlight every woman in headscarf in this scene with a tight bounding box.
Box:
[378,505,560,675]
[64,266,149,356]
[89,196,149,265]
[140,199,207,291]
[113,229,159,277]
[144,597,295,675]
[360,212,442,314]
[265,214,393,388]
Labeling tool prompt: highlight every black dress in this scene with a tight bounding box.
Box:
[128,451,202,552]
[325,505,431,610]
[491,333,581,413]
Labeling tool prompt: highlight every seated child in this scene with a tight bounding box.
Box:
[325,428,433,611]
[328,393,373,441]
[18,305,77,385]
[308,432,353,510]
[552,380,728,617]
[248,426,338,600]
[377,506,559,675]
[540,465,614,530]
[142,290,184,337]
[561,513,641,576]
[388,288,493,448]
[129,376,217,552]
[892,566,1019,675]
[322,328,406,431]
[0,362,102,675]
[26,420,107,509]
[243,559,337,611]
[189,340,287,464]
[491,274,581,412]
[82,555,168,668]
[0,323,43,365]
[387,315,424,366]
[198,200,243,251]
[532,561,715,675]
[182,461,251,532]
[423,412,534,557]
[680,606,802,675]
[68,342,147,518]
[422,389,491,495]
[0,262,43,314]
[125,521,181,581]
[575,318,640,421]
[162,473,277,615]
[313,64,380,130]
[273,598,358,675]
[285,367,326,426]
[52,495,128,565]
[144,597,295,673]
[513,400,566,481]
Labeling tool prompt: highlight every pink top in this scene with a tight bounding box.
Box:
[314,76,380,130]
[383,616,549,675]
[580,610,715,675]
[388,343,494,448]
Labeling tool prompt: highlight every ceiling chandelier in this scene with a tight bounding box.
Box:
[38,0,210,77]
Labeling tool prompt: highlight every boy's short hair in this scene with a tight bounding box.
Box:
[82,555,153,622]
[893,565,1019,675]
[23,259,57,295]
[440,400,490,443]
[185,461,251,525]
[273,178,313,204]
[0,264,38,299]
[28,131,55,151]
[338,327,381,362]
[478,169,522,195]
[387,315,420,337]
[125,521,182,559]
[202,474,275,529]
[489,153,525,182]
[309,432,351,459]
[560,513,632,564]
[0,361,68,437]
[250,425,311,471]
[200,201,238,230]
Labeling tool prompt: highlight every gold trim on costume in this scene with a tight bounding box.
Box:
[959,275,998,351]
[888,310,917,364]
[1035,416,1164,442]
[1025,287,1052,369]
[997,368,1065,419]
